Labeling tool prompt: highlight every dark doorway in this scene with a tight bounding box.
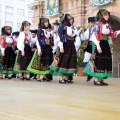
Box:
[109,15,120,77]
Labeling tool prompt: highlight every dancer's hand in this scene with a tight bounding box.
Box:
[97,48,102,54]
[80,28,84,33]
[2,52,4,57]
[38,51,42,56]
[22,50,25,56]
[60,48,64,53]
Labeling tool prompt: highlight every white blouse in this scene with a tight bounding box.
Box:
[1,36,13,53]
[81,27,94,41]
[36,29,52,52]
[17,31,31,51]
[92,23,120,50]
[58,26,81,51]
[30,35,38,47]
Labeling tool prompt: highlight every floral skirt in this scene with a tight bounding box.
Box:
[27,45,53,75]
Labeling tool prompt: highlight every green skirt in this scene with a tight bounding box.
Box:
[13,43,32,74]
[27,50,51,75]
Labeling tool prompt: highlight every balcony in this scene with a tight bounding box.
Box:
[28,0,45,10]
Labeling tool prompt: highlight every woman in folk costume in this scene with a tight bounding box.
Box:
[14,21,32,80]
[84,9,120,86]
[27,18,54,81]
[0,26,15,79]
[81,17,95,82]
[50,14,81,83]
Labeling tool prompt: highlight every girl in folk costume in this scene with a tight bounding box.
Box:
[27,18,54,81]
[84,9,120,86]
[44,23,54,81]
[0,26,15,79]
[14,21,32,80]
[50,14,81,83]
[81,17,95,82]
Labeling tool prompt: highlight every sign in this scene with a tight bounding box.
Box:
[93,0,113,6]
[45,0,59,16]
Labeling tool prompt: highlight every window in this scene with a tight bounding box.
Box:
[6,0,13,6]
[0,4,1,12]
[6,13,13,22]
[17,15,25,23]
[17,23,21,31]
[6,21,13,28]
[29,11,34,18]
[18,9,24,16]
[17,0,25,9]
[6,6,13,13]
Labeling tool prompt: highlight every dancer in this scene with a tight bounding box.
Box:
[84,9,120,86]
[14,21,32,80]
[0,26,15,79]
[82,17,95,81]
[27,18,54,81]
[50,14,81,83]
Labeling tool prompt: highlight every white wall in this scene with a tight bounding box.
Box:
[0,0,34,34]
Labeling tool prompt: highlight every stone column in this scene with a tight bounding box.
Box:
[79,0,86,26]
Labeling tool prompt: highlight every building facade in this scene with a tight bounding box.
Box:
[28,0,120,77]
[0,0,34,33]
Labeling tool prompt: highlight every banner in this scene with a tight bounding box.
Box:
[93,0,113,6]
[45,0,59,16]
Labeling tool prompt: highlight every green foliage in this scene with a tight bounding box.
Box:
[76,26,87,67]
[77,40,87,67]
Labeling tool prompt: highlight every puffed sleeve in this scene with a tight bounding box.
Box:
[109,25,120,38]
[36,40,41,52]
[74,35,81,51]
[0,36,5,53]
[52,33,58,53]
[91,33,100,50]
[80,29,89,40]
[17,32,25,51]
[74,27,80,36]
[91,22,101,49]
[57,36,63,49]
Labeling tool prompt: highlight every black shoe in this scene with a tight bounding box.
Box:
[86,76,92,82]
[20,77,24,80]
[0,77,3,79]
[65,79,73,83]
[24,77,30,80]
[5,75,12,79]
[59,80,66,84]
[36,78,41,82]
[86,78,91,82]
[94,81,103,86]
[100,81,108,85]
[42,77,51,82]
